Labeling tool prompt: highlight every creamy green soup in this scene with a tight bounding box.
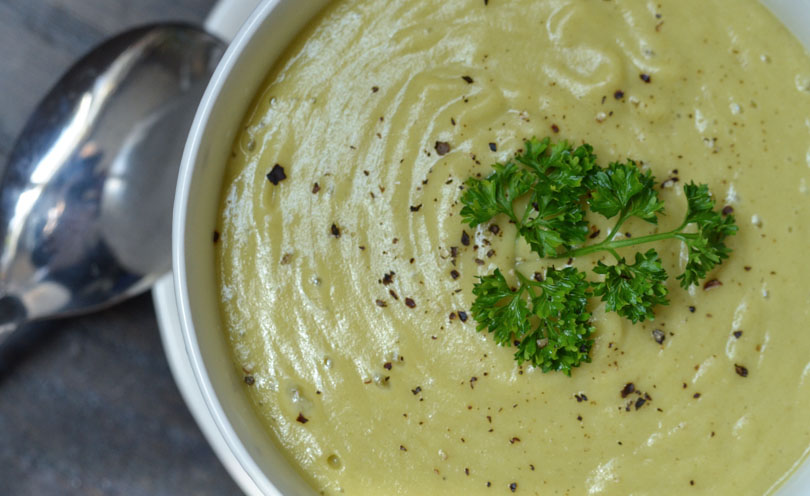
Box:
[216,0,810,494]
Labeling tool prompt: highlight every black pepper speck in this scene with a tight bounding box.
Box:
[620,383,635,398]
[266,164,286,185]
[435,141,451,155]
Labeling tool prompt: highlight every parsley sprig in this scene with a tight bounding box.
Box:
[461,137,738,375]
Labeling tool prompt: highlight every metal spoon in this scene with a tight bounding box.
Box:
[0,24,224,345]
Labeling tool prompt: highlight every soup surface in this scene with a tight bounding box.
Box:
[216,0,810,494]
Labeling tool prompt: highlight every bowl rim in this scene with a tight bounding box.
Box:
[172,0,284,494]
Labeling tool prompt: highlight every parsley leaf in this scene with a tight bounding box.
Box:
[592,249,669,323]
[587,160,664,223]
[460,162,534,226]
[470,267,594,376]
[461,138,597,257]
[520,267,594,375]
[470,269,532,346]
[675,182,738,288]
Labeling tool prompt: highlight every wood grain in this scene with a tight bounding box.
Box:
[0,0,241,494]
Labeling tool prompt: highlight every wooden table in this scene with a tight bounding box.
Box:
[0,1,241,493]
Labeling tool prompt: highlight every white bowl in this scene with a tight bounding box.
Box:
[170,1,810,494]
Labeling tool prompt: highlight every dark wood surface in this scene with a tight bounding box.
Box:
[0,1,241,494]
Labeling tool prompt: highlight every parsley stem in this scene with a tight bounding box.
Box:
[605,212,631,243]
[555,224,688,260]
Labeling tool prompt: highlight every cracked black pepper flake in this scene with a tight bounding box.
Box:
[372,86,379,92]
[640,73,652,83]
[244,375,255,385]
[389,289,399,300]
[722,205,734,215]
[703,279,722,290]
[462,75,474,84]
[488,224,500,235]
[410,204,422,212]
[450,269,460,280]
[266,164,286,185]
[296,413,309,424]
[461,231,471,246]
[382,271,395,285]
[411,386,422,395]
[634,397,646,410]
[620,383,635,398]
[688,306,696,313]
[213,230,220,243]
[470,376,478,389]
[405,297,416,308]
[312,182,320,194]
[509,482,517,492]
[551,123,560,133]
[458,311,468,322]
[375,299,387,308]
[589,229,601,239]
[384,362,392,370]
[400,445,407,451]
[614,90,625,99]
[693,392,701,399]
[652,329,666,344]
[488,142,497,152]
[331,223,341,237]
[735,364,749,377]
[733,330,743,339]
[435,141,451,155]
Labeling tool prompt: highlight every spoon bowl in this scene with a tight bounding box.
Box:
[0,24,224,341]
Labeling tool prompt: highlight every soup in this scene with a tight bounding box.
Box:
[216,0,810,493]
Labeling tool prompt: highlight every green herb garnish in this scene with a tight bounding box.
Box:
[461,137,738,375]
